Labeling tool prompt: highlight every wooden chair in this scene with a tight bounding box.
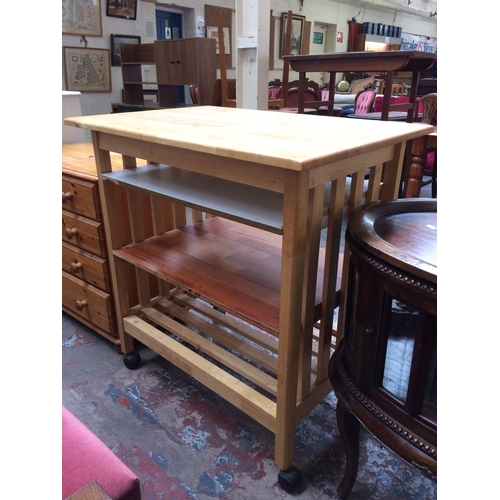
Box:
[352,80,379,114]
[415,93,437,197]
[391,84,406,96]
[276,79,322,110]
[376,79,385,94]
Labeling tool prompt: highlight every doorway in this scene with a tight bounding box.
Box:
[156,10,182,40]
[311,22,337,86]
[156,10,185,103]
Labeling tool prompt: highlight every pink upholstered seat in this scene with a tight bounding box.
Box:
[62,407,141,500]
[354,89,376,114]
[285,88,318,108]
[373,95,424,114]
[268,87,281,99]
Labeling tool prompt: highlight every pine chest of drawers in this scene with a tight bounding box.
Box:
[62,143,126,351]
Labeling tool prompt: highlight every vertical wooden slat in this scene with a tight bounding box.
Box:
[126,189,154,305]
[297,185,323,400]
[365,164,384,203]
[317,177,346,376]
[347,171,366,217]
[380,141,406,200]
[112,258,136,353]
[191,209,204,224]
[149,195,174,297]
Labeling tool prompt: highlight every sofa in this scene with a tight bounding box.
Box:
[62,406,141,500]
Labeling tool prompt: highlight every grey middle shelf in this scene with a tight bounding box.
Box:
[102,163,285,234]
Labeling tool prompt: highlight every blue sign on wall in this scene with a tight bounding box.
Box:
[313,32,324,44]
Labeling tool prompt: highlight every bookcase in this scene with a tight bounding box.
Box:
[120,43,157,105]
[120,38,217,107]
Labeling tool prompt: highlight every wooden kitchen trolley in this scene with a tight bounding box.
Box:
[64,106,433,491]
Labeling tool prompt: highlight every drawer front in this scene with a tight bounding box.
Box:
[62,210,106,257]
[62,242,110,291]
[62,175,101,220]
[62,271,116,336]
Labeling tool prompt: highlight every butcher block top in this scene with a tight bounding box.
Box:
[64,106,433,172]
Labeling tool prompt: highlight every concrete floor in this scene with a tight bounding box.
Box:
[62,305,437,500]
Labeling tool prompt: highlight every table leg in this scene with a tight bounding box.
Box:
[381,72,394,121]
[405,135,426,198]
[275,170,309,475]
[336,401,361,500]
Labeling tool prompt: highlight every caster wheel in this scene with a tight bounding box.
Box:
[123,351,141,370]
[278,466,302,493]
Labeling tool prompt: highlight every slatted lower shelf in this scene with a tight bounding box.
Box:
[123,289,333,433]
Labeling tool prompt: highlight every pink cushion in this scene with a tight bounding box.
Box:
[355,91,375,114]
[373,96,424,114]
[62,407,141,500]
[268,87,280,99]
[425,150,436,172]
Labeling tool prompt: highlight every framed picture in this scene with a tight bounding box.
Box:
[280,12,305,58]
[106,0,137,20]
[62,0,102,37]
[63,46,112,93]
[110,34,141,66]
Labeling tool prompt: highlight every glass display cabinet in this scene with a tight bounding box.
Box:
[329,198,437,499]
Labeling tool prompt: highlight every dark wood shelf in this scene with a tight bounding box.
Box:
[114,217,327,335]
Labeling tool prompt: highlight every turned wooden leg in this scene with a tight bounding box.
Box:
[405,135,426,198]
[336,401,361,500]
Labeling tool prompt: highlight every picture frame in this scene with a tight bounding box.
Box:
[106,0,137,20]
[62,0,102,37]
[280,12,305,58]
[63,46,112,93]
[110,34,141,66]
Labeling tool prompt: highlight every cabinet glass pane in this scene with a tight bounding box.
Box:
[382,299,418,403]
[421,331,437,422]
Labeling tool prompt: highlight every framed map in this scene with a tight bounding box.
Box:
[63,47,111,93]
[62,0,102,37]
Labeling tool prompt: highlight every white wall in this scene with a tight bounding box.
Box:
[61,0,437,120]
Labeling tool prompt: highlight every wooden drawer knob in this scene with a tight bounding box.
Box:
[62,192,73,203]
[70,262,83,273]
[75,300,88,311]
[65,227,78,239]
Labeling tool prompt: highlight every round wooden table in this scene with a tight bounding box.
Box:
[329,198,437,499]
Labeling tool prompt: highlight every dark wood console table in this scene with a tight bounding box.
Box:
[284,51,436,121]
[329,198,437,498]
